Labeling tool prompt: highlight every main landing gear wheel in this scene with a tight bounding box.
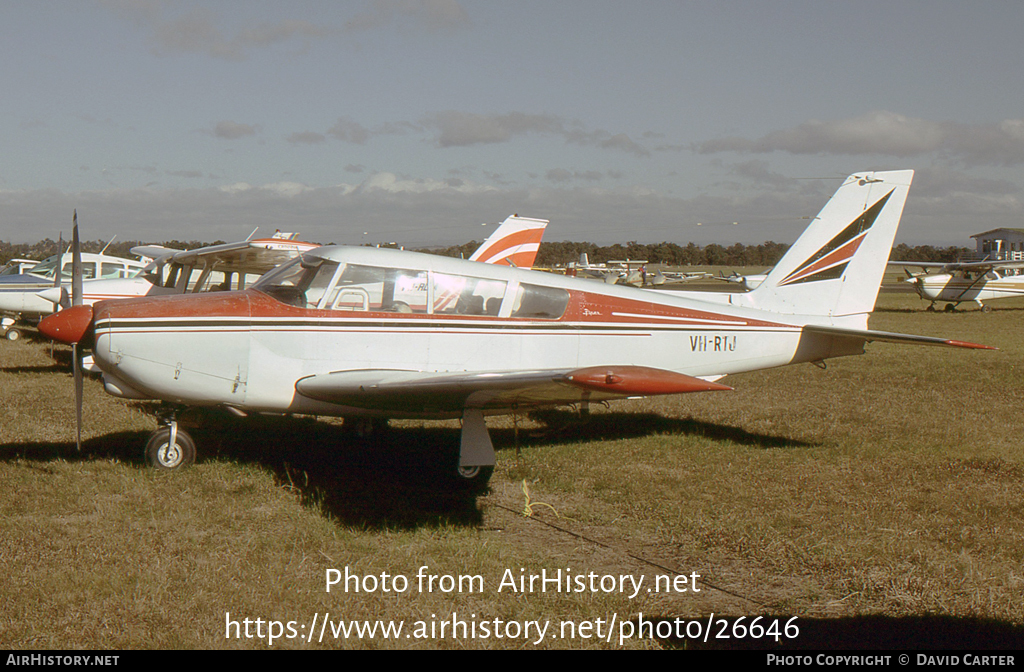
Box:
[5,328,21,341]
[145,426,197,471]
[944,303,957,312]
[981,305,992,313]
[453,464,494,493]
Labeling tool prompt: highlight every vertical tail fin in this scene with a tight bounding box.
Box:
[469,215,548,267]
[747,170,913,318]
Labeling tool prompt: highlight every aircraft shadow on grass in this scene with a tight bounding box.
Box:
[0,408,811,529]
[652,613,1024,650]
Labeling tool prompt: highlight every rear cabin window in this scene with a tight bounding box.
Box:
[510,283,569,319]
[431,273,506,316]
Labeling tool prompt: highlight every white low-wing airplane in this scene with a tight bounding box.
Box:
[889,259,1024,312]
[40,171,991,488]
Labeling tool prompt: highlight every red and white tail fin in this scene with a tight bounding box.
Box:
[469,215,548,267]
[746,170,914,319]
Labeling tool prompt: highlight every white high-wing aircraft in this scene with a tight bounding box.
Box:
[889,259,1024,312]
[0,248,147,341]
[36,215,548,309]
[36,232,321,308]
[716,271,768,290]
[40,171,992,489]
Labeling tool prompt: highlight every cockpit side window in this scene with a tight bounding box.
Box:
[63,262,97,280]
[324,265,433,313]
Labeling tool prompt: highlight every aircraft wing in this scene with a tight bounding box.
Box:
[295,365,732,414]
[163,238,319,275]
[802,324,994,349]
[888,259,1024,273]
[130,245,178,263]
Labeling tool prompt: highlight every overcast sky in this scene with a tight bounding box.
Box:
[2,1,1023,248]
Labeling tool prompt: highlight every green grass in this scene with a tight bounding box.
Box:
[2,292,1024,649]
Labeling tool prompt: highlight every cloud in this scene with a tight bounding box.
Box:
[423,111,562,147]
[344,0,472,33]
[545,169,605,184]
[286,131,328,145]
[212,121,259,139]
[327,117,372,144]
[695,111,1024,166]
[3,170,1019,248]
[421,111,648,156]
[103,2,332,61]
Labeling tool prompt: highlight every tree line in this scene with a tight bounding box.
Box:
[428,240,974,267]
[1,237,973,269]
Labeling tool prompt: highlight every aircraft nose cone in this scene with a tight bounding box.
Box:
[39,304,94,345]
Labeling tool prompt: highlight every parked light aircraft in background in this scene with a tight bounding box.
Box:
[0,259,41,276]
[36,215,548,310]
[0,247,147,341]
[40,171,992,490]
[37,231,320,308]
[889,259,1024,312]
[468,215,548,267]
[715,271,768,290]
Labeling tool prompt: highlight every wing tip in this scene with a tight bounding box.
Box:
[945,339,997,350]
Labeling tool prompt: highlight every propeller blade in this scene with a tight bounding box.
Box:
[72,210,82,307]
[73,342,83,452]
[71,210,83,452]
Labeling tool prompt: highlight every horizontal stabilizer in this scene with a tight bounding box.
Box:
[803,324,995,350]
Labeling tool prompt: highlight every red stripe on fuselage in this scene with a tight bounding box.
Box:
[94,287,792,331]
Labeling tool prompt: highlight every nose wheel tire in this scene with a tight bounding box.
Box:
[145,427,197,470]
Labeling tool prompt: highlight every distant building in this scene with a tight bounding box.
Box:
[971,228,1024,260]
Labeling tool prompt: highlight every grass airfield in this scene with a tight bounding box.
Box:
[2,289,1023,650]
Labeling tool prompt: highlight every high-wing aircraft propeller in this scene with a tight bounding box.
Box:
[41,172,993,490]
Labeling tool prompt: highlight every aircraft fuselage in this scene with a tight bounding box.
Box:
[89,247,859,419]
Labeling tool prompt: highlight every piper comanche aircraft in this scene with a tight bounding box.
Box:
[888,259,1024,312]
[39,171,991,489]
